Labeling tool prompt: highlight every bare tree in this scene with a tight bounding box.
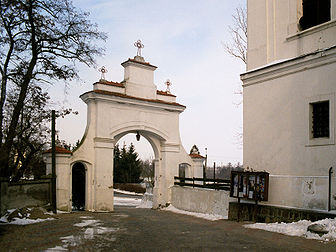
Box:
[223,6,247,148]
[224,6,247,65]
[0,0,107,178]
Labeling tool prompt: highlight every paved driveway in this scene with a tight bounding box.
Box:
[0,206,335,251]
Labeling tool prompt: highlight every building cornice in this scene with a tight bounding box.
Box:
[94,80,125,88]
[157,90,176,97]
[121,58,157,71]
[80,90,186,112]
[241,45,336,87]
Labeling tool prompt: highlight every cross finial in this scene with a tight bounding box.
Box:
[165,79,172,94]
[98,66,108,80]
[134,39,144,57]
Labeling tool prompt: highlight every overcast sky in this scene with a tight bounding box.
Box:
[49,0,246,166]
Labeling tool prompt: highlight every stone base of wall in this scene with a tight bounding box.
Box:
[228,201,336,223]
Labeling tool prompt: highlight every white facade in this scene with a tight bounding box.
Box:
[242,0,336,211]
[44,55,204,212]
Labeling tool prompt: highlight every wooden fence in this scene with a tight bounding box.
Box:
[174,176,230,191]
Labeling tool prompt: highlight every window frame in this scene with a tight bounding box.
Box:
[306,93,335,146]
[311,100,330,138]
[299,0,331,31]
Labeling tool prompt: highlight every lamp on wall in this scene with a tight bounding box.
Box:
[136,131,141,141]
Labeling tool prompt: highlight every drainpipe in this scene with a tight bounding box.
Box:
[328,167,333,212]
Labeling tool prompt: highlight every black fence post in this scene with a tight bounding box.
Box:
[329,167,333,211]
[213,162,216,189]
[51,110,57,214]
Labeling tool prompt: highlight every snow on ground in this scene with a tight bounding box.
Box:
[114,196,142,207]
[245,218,336,241]
[136,199,153,209]
[114,189,144,196]
[136,193,153,209]
[2,217,54,225]
[113,192,153,208]
[163,205,227,221]
[0,208,54,225]
[46,216,119,251]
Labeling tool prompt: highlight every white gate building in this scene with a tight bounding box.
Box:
[44,52,204,212]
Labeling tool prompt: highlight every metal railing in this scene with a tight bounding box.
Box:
[174,176,230,191]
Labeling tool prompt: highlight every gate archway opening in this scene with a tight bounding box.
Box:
[113,131,156,206]
[117,132,155,161]
[114,131,158,182]
[72,162,86,211]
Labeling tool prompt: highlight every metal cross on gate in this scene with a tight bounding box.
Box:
[165,79,172,94]
[98,66,108,80]
[134,39,144,57]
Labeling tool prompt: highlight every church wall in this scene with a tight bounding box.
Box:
[243,48,336,210]
[243,0,336,211]
[247,0,336,71]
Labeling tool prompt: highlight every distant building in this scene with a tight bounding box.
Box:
[242,0,336,211]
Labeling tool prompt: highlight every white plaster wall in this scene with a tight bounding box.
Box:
[171,186,229,217]
[265,175,336,210]
[157,94,176,103]
[244,0,336,211]
[43,153,72,211]
[247,0,336,71]
[243,52,336,210]
[192,159,204,178]
[93,83,125,94]
[123,64,155,87]
[122,61,157,99]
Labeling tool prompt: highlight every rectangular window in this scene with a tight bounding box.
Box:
[299,0,331,30]
[312,100,329,138]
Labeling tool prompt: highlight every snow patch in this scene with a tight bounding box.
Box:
[245,217,336,241]
[114,189,143,196]
[163,205,227,221]
[74,219,100,227]
[46,217,120,251]
[45,246,67,251]
[0,208,55,225]
[136,193,153,209]
[136,200,153,209]
[3,217,54,225]
[114,196,141,207]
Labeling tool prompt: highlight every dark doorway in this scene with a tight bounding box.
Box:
[72,162,85,211]
[179,163,188,183]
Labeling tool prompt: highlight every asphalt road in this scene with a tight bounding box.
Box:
[0,206,335,252]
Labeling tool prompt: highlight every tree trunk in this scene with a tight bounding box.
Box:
[0,1,37,178]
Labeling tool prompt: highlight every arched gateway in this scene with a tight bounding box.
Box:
[44,52,204,212]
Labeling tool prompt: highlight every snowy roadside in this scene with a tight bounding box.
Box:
[114,192,226,221]
[114,189,144,196]
[245,218,336,242]
[0,207,55,225]
[114,192,153,208]
[162,205,227,221]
